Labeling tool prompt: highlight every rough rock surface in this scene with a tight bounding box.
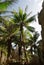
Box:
[38,0,44,62]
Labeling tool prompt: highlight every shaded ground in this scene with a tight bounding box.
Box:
[8,62,44,65]
[1,61,44,65]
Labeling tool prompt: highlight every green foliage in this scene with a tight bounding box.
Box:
[0,7,39,63]
[32,32,39,42]
[26,26,35,32]
[0,0,17,11]
[0,26,7,33]
[25,15,35,23]
[0,1,11,11]
[19,8,23,19]
[34,32,39,40]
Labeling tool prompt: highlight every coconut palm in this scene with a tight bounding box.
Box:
[29,32,43,65]
[11,8,36,62]
[0,17,20,63]
[21,32,39,64]
[29,32,39,54]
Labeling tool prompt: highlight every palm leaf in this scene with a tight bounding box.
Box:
[14,11,20,23]
[25,26,35,32]
[25,15,36,23]
[0,1,11,11]
[0,26,7,33]
[24,30,33,39]
[22,13,27,21]
[25,5,28,12]
[19,8,23,19]
[33,32,39,42]
[0,0,17,11]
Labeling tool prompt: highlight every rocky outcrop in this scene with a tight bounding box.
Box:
[38,0,44,62]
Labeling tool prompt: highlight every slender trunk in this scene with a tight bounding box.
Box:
[18,22,23,62]
[0,50,3,64]
[18,46,22,62]
[7,39,12,63]
[24,46,28,63]
[7,40,11,58]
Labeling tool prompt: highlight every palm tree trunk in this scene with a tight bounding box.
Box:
[24,46,28,63]
[0,50,3,64]
[18,22,23,62]
[7,39,12,63]
[18,46,22,62]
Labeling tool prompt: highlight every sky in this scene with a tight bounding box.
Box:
[8,0,43,13]
[8,0,43,40]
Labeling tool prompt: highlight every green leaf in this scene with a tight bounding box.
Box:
[33,32,39,42]
[23,13,27,21]
[14,11,20,22]
[26,26,35,32]
[0,26,7,33]
[19,8,23,18]
[24,30,33,38]
[25,15,35,23]
[0,0,17,11]
[0,1,11,11]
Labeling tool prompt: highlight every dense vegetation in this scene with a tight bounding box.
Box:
[0,0,43,65]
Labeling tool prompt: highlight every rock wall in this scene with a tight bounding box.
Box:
[38,0,44,61]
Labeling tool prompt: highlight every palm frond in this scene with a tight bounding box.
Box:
[13,11,20,23]
[25,26,35,32]
[33,32,39,42]
[0,0,17,11]
[0,1,11,11]
[19,8,23,19]
[25,15,36,23]
[25,5,28,12]
[0,26,7,33]
[22,13,27,21]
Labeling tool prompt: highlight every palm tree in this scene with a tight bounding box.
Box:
[0,17,20,63]
[29,32,39,54]
[12,8,36,62]
[22,31,39,63]
[26,31,42,65]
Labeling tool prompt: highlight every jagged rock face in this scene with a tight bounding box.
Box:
[38,1,44,41]
[38,9,44,26]
[38,7,44,42]
[38,1,44,60]
[42,1,44,8]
